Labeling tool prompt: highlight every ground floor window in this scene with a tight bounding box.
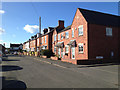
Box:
[78,43,83,53]
[71,47,75,59]
[54,47,56,53]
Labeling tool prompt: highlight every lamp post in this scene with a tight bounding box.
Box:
[39,16,41,57]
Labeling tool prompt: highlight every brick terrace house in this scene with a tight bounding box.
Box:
[52,20,65,53]
[23,40,30,55]
[40,27,54,50]
[52,8,119,64]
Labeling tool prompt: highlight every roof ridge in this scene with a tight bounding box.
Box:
[78,8,119,17]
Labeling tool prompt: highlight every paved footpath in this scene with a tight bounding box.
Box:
[1,55,119,89]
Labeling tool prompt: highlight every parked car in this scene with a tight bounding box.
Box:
[0,51,2,64]
[0,57,2,64]
[0,51,2,57]
[14,52,18,55]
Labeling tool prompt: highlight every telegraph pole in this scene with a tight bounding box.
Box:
[39,16,41,57]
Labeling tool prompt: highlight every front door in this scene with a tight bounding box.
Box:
[58,48,60,58]
[71,47,75,59]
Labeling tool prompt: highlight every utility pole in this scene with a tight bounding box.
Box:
[39,16,41,57]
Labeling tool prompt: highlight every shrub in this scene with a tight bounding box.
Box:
[41,49,54,58]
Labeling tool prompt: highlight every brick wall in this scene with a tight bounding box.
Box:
[88,24,119,60]
[23,43,26,50]
[30,39,37,51]
[71,8,88,60]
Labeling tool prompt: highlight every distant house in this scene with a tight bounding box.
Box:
[23,40,30,52]
[10,43,23,53]
[29,35,37,52]
[0,44,5,55]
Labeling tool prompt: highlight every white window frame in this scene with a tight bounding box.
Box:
[54,34,56,41]
[61,33,64,40]
[72,28,74,37]
[45,36,46,43]
[37,39,39,45]
[78,25,83,36]
[78,43,84,53]
[58,34,60,40]
[42,37,44,44]
[65,31,69,39]
[106,27,112,36]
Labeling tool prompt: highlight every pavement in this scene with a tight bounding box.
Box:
[1,54,119,89]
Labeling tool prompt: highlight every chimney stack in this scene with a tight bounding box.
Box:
[43,28,48,34]
[58,20,64,28]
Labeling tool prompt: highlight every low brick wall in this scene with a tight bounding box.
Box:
[61,58,77,64]
[23,52,27,55]
[42,55,47,58]
[35,52,38,57]
[51,56,58,60]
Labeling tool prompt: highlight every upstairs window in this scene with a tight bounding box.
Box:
[78,43,83,53]
[78,25,83,36]
[106,27,112,36]
[65,31,69,39]
[37,39,39,45]
[58,34,60,40]
[42,37,44,44]
[54,47,56,53]
[54,34,56,41]
[72,28,74,37]
[61,33,64,40]
[45,36,46,43]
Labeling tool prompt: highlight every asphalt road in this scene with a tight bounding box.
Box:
[1,55,119,89]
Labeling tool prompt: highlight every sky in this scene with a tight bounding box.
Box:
[0,2,119,48]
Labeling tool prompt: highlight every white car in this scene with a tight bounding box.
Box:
[14,51,18,55]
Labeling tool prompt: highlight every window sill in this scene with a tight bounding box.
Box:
[65,38,69,39]
[78,35,83,36]
[79,52,84,54]
[106,35,112,37]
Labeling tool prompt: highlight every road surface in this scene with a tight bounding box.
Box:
[1,55,119,89]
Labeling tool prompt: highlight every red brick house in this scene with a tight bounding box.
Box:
[23,42,26,51]
[40,27,54,50]
[29,35,37,52]
[52,8,119,64]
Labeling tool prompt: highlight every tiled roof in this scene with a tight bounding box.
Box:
[10,44,22,47]
[79,8,120,27]
[58,25,71,33]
